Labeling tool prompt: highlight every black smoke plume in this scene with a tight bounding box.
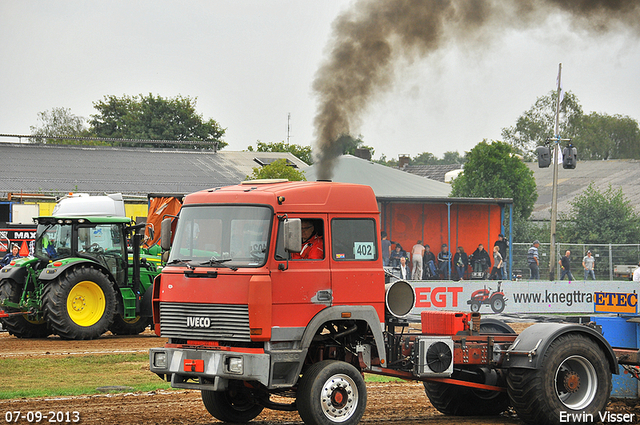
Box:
[312,0,640,180]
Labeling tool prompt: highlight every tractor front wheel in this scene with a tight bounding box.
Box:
[0,279,51,338]
[43,266,116,340]
[108,314,152,335]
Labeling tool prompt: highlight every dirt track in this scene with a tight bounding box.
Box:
[0,329,638,425]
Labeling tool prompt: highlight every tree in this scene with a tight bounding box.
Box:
[89,94,226,149]
[557,183,640,244]
[578,113,640,160]
[247,141,313,165]
[247,159,307,181]
[450,140,537,219]
[501,90,583,160]
[30,107,97,145]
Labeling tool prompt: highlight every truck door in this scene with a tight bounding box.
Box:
[272,216,331,337]
[328,217,385,313]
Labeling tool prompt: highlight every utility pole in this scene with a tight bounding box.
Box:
[286,113,291,145]
[548,64,572,280]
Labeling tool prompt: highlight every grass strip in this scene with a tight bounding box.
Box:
[0,353,171,399]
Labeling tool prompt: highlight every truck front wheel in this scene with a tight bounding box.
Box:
[43,266,116,340]
[201,386,263,423]
[0,279,51,338]
[507,333,612,425]
[297,360,366,425]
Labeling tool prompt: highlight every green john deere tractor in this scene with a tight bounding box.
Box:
[0,215,160,339]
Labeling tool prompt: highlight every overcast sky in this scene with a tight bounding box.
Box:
[2,1,640,161]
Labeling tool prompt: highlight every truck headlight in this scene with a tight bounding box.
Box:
[153,351,167,369]
[227,357,243,374]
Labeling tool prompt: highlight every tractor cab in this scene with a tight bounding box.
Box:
[34,216,130,286]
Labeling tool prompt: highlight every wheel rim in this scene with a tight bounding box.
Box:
[471,302,480,312]
[320,373,359,422]
[554,355,598,410]
[492,298,504,311]
[67,280,106,327]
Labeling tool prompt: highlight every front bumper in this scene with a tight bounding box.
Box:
[149,347,271,391]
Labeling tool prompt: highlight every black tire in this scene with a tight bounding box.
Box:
[490,295,505,313]
[201,386,263,423]
[297,360,367,425]
[423,320,513,416]
[507,333,612,425]
[43,266,116,340]
[108,314,152,335]
[424,378,510,416]
[0,279,51,338]
[470,300,481,312]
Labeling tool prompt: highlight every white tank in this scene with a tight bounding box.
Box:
[52,193,126,217]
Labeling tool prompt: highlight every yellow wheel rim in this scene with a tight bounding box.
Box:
[67,280,106,327]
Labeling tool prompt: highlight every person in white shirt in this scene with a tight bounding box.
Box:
[399,256,410,280]
[633,261,640,282]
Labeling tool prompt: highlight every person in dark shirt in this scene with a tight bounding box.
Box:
[422,244,437,279]
[437,244,452,279]
[470,244,491,275]
[494,233,509,279]
[0,245,20,267]
[389,244,406,268]
[453,246,469,280]
[559,250,574,280]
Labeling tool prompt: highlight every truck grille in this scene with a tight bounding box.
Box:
[159,302,251,342]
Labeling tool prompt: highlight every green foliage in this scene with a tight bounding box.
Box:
[247,141,313,165]
[557,183,640,244]
[578,113,640,160]
[247,158,307,181]
[512,215,550,244]
[501,90,583,160]
[336,134,374,157]
[89,93,226,149]
[29,107,97,145]
[450,140,537,219]
[374,150,465,167]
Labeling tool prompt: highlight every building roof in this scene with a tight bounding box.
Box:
[527,159,640,220]
[401,164,463,182]
[0,143,308,198]
[305,155,452,199]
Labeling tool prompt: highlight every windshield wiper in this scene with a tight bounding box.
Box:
[166,259,195,270]
[199,257,238,271]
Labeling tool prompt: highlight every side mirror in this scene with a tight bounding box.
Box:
[283,218,302,253]
[160,218,173,251]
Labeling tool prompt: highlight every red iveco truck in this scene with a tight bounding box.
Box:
[150,180,621,425]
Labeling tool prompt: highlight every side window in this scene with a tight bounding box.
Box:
[331,218,377,261]
[274,218,324,260]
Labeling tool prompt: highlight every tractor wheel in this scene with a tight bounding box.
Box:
[490,295,505,313]
[507,333,611,425]
[201,385,263,423]
[470,300,481,312]
[424,377,510,416]
[0,279,51,338]
[43,266,116,340]
[297,360,367,425]
[108,314,152,335]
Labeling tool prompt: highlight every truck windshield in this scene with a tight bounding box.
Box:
[168,205,272,268]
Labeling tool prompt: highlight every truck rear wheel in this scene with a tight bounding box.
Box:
[507,333,612,425]
[201,386,263,423]
[108,314,152,335]
[297,360,367,425]
[0,279,51,338]
[424,374,509,416]
[43,266,116,340]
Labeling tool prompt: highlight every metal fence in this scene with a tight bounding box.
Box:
[511,243,640,281]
